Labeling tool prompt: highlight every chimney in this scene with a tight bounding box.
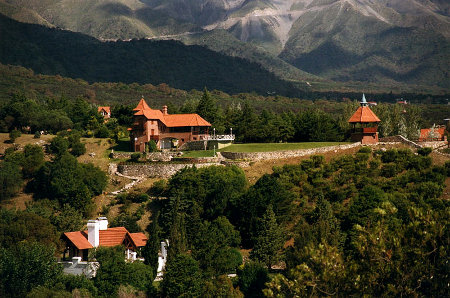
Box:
[162,105,168,115]
[97,217,108,230]
[87,220,100,247]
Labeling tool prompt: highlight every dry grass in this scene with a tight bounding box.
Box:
[0,132,54,155]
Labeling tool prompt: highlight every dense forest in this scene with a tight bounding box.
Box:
[1,144,448,296]
[0,14,301,97]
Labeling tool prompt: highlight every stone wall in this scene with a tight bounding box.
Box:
[220,143,361,161]
[117,162,222,178]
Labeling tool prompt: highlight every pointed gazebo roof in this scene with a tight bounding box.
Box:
[133,97,151,111]
[348,94,381,123]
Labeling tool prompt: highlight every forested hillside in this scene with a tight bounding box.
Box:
[0,14,301,97]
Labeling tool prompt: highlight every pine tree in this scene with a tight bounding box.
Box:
[168,197,187,258]
[250,205,284,268]
[196,87,218,124]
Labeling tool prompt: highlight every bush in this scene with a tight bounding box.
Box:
[417,147,432,156]
[9,130,21,142]
[148,140,157,152]
[70,141,86,157]
[130,152,141,162]
[358,146,372,154]
[95,126,110,138]
[33,131,41,139]
[149,179,167,197]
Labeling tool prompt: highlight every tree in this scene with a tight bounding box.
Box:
[142,212,161,274]
[196,87,218,124]
[161,254,204,298]
[0,242,62,297]
[264,243,347,297]
[0,161,23,201]
[70,141,86,157]
[94,246,128,296]
[9,129,21,142]
[192,217,242,276]
[250,205,284,268]
[237,261,269,298]
[49,136,69,156]
[21,144,45,177]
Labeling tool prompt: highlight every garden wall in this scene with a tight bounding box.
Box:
[117,162,221,178]
[220,143,361,161]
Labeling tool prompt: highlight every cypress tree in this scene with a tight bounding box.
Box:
[250,205,284,268]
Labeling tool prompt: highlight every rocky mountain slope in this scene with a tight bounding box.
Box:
[1,0,449,89]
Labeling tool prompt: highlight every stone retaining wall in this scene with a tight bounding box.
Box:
[220,143,361,161]
[117,162,222,178]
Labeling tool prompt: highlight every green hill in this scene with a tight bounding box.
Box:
[0,14,304,97]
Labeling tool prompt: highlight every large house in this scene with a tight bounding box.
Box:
[128,98,211,151]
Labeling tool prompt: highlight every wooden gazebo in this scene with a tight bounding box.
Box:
[348,94,381,144]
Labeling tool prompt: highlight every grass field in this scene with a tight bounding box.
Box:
[181,142,351,157]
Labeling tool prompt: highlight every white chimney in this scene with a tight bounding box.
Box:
[97,217,108,230]
[87,220,100,247]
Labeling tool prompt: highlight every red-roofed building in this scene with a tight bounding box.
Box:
[418,125,446,142]
[62,217,147,262]
[348,94,381,144]
[129,98,211,151]
[98,106,111,119]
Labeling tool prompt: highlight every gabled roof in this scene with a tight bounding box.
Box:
[98,106,111,114]
[64,227,147,250]
[64,231,93,250]
[132,98,211,127]
[129,233,148,247]
[348,106,381,123]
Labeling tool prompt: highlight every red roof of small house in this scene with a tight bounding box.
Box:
[348,106,381,123]
[64,231,93,249]
[132,98,211,127]
[98,106,111,115]
[64,227,147,250]
[129,233,148,247]
[419,127,445,140]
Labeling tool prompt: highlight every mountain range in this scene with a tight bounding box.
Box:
[1,0,449,90]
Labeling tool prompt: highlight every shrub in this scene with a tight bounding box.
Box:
[130,152,141,162]
[148,140,157,152]
[33,131,41,139]
[358,146,372,154]
[417,147,432,156]
[149,179,167,197]
[70,141,86,157]
[95,126,110,138]
[9,130,21,142]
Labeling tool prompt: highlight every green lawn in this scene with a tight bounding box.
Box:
[181,142,351,156]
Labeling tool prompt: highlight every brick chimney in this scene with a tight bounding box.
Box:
[87,219,100,247]
[162,105,168,115]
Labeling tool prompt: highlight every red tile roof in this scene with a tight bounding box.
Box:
[133,98,151,111]
[348,106,381,123]
[133,98,211,127]
[98,106,111,115]
[64,231,93,250]
[164,114,211,127]
[129,233,148,247]
[64,227,147,250]
[419,127,445,140]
